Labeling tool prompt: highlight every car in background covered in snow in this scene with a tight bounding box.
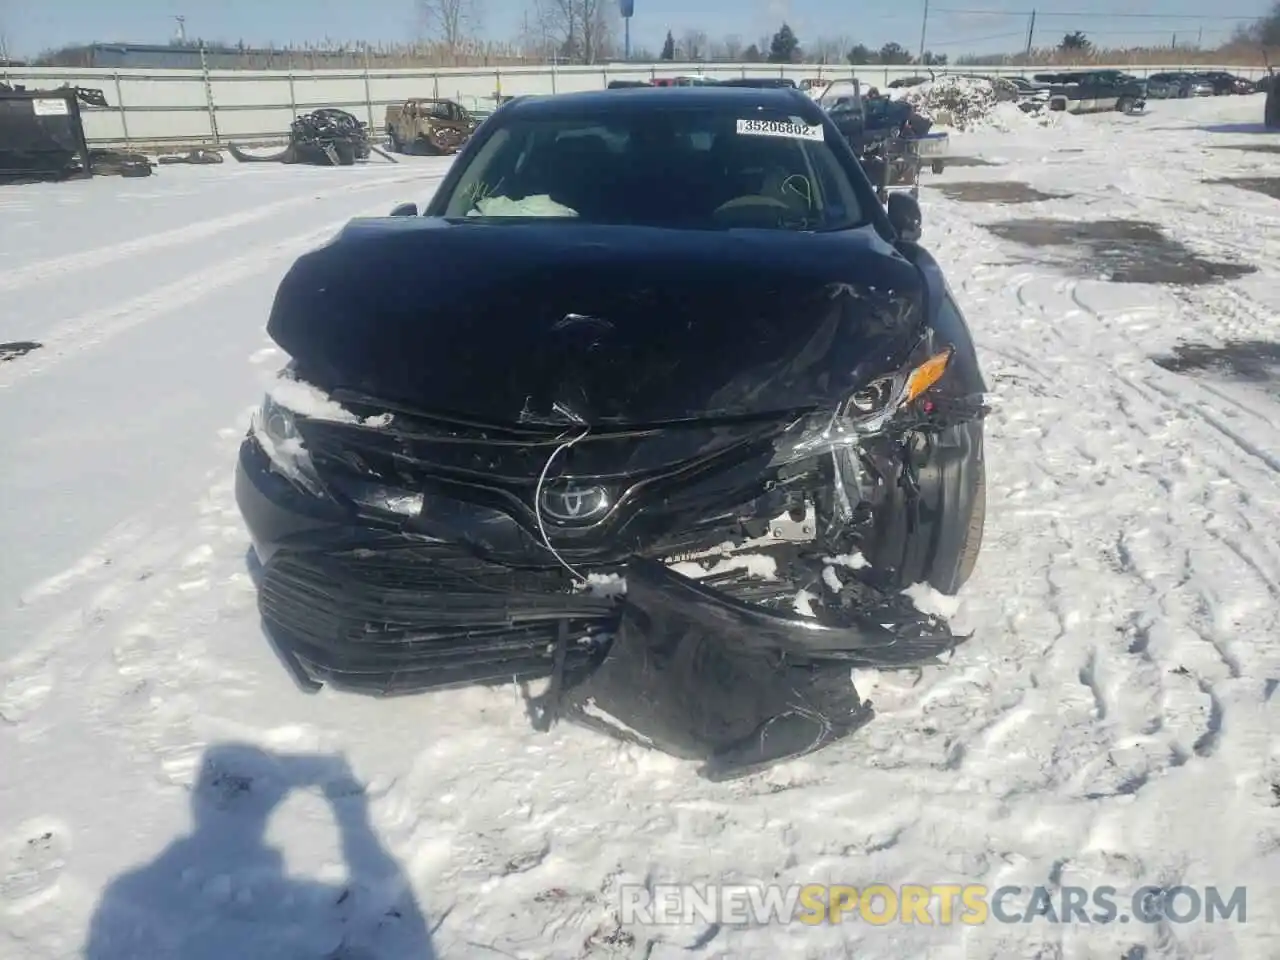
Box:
[235,85,988,778]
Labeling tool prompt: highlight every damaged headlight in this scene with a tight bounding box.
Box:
[252,372,423,518]
[251,393,332,500]
[769,343,954,468]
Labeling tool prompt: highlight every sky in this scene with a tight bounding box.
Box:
[1,0,1270,59]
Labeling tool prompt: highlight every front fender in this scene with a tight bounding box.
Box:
[894,242,987,399]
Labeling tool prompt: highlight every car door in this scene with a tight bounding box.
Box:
[1091,74,1116,110]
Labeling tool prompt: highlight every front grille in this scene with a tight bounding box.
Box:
[259,538,618,694]
[296,408,794,533]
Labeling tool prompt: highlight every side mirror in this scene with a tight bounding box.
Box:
[886,192,922,243]
[389,202,419,217]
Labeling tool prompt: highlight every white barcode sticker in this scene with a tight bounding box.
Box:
[32,98,70,116]
[736,118,824,141]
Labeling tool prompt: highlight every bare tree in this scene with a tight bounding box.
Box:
[809,35,849,64]
[716,34,744,60]
[417,0,483,56]
[680,29,708,60]
[534,0,615,63]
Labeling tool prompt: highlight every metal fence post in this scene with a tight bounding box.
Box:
[287,56,297,119]
[362,47,374,127]
[199,44,220,143]
[111,71,131,145]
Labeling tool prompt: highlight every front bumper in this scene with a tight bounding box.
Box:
[237,437,963,698]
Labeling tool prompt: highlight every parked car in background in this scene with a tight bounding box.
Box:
[651,75,718,87]
[716,77,798,89]
[1033,71,1146,114]
[1193,71,1255,95]
[1006,76,1052,108]
[385,98,478,154]
[816,78,866,147]
[1146,72,1213,99]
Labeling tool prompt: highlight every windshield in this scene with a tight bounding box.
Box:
[436,107,868,232]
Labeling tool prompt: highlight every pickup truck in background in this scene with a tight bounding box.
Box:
[385,98,478,154]
[1033,71,1147,114]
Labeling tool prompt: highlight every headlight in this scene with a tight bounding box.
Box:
[769,344,954,468]
[251,394,331,500]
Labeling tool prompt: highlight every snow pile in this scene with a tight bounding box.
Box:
[894,75,1079,132]
[986,99,1077,131]
[894,76,1000,131]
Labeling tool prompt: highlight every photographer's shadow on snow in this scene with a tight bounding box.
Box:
[84,743,436,960]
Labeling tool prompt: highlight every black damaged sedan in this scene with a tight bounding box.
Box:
[236,86,988,778]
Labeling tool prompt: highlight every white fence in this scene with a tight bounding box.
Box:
[1,60,1268,147]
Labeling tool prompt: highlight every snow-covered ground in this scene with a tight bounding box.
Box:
[2,96,1277,959]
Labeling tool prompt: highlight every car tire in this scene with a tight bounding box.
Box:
[861,420,985,596]
[953,459,985,589]
[1116,96,1134,114]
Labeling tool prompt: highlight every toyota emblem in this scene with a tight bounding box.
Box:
[538,481,611,523]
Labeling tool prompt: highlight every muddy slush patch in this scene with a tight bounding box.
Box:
[932,182,1070,204]
[1152,340,1280,383]
[983,219,1256,285]
[0,341,42,362]
[946,156,998,167]
[1203,177,1280,201]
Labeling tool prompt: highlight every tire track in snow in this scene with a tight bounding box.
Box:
[876,194,1279,956]
[0,171,431,296]
[1006,273,1273,774]
[0,200,394,390]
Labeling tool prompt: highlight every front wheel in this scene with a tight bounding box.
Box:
[861,420,986,595]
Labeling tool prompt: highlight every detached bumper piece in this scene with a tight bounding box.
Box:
[259,540,966,778]
[259,540,616,694]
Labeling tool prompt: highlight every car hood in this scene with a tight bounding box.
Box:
[266,218,925,424]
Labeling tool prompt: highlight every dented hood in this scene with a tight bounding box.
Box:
[266,218,926,424]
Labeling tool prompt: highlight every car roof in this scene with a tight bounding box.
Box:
[502,85,819,120]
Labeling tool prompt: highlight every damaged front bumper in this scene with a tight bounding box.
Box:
[248,513,963,780]
[251,524,965,700]
[236,347,983,777]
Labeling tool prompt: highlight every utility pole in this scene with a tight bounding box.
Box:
[173,15,187,43]
[1024,9,1036,58]
[918,0,930,63]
